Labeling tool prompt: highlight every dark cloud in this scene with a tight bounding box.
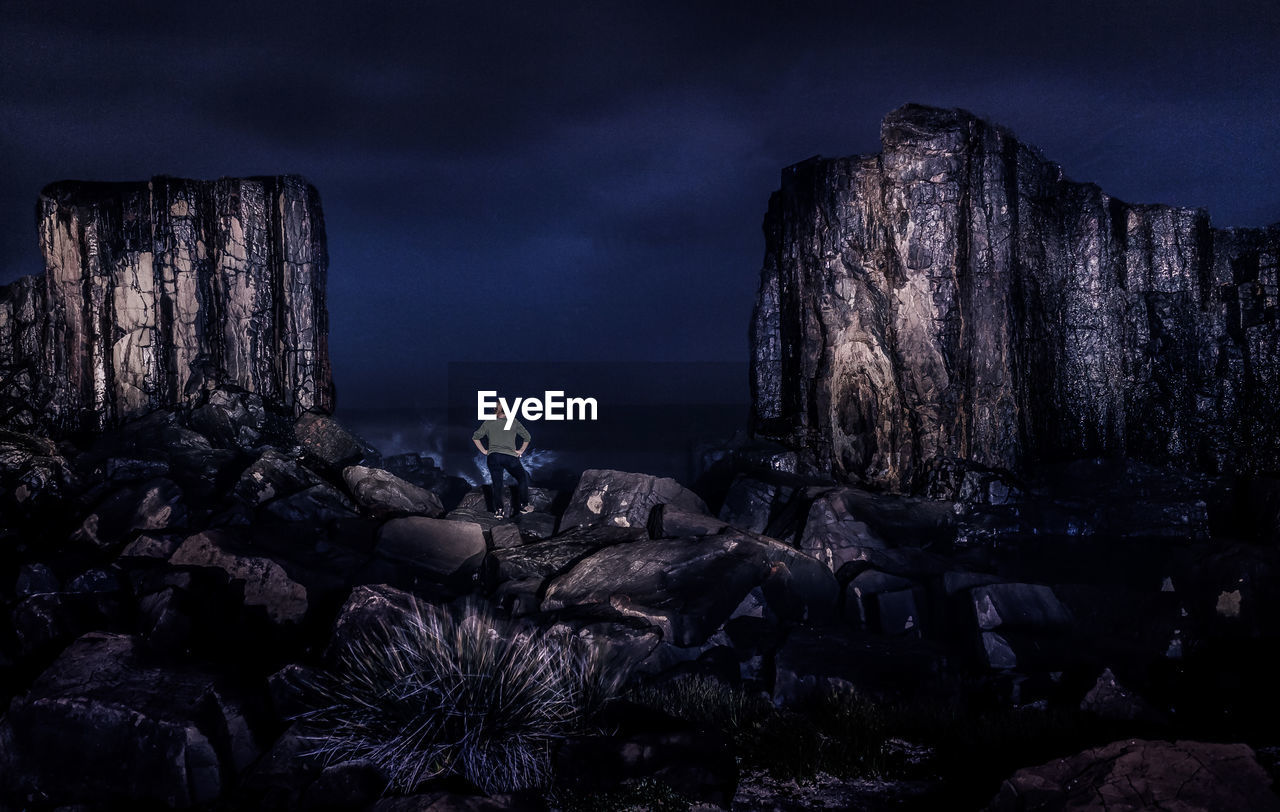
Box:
[3,1,1279,408]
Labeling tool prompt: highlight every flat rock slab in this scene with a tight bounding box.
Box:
[4,631,256,807]
[987,738,1280,811]
[343,464,443,518]
[561,468,709,530]
[491,525,647,582]
[515,510,557,540]
[446,486,557,531]
[489,522,523,549]
[375,516,487,586]
[542,531,836,646]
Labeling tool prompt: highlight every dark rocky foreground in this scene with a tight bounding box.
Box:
[3,400,1280,810]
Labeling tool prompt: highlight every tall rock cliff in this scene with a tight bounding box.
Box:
[750,104,1280,495]
[0,176,335,435]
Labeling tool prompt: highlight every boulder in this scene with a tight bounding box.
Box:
[0,427,78,514]
[325,583,429,661]
[260,481,360,523]
[1080,667,1163,723]
[374,516,488,587]
[492,576,544,616]
[14,562,60,596]
[489,522,524,550]
[101,455,172,483]
[67,567,123,593]
[189,384,266,450]
[445,486,557,532]
[169,529,309,624]
[987,738,1280,811]
[515,509,558,541]
[293,410,380,474]
[343,464,444,518]
[138,586,194,651]
[119,532,184,561]
[845,569,900,627]
[972,583,1072,632]
[234,448,326,506]
[10,590,128,656]
[445,487,500,526]
[717,474,782,533]
[846,575,927,637]
[71,476,186,550]
[4,631,261,807]
[798,489,889,573]
[77,409,240,501]
[561,468,709,530]
[981,632,1018,671]
[942,571,1003,596]
[230,725,324,811]
[543,618,663,682]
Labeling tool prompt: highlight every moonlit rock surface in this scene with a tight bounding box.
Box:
[750,104,1280,495]
[0,176,335,434]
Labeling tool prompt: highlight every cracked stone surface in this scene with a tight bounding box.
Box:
[750,104,1280,495]
[0,176,335,435]
[987,738,1280,811]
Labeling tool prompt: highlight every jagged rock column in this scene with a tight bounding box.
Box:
[0,176,335,434]
[750,104,1280,495]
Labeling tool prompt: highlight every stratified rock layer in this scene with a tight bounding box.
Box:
[750,104,1280,494]
[0,176,334,434]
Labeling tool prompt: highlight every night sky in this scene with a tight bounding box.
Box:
[3,1,1278,411]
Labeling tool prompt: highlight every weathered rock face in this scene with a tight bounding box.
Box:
[751,104,1280,494]
[987,738,1280,811]
[0,176,335,435]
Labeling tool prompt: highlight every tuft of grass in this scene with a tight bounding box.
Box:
[293,598,623,794]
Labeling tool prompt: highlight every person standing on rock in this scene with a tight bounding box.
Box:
[472,401,533,519]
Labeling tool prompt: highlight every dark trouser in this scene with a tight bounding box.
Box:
[486,452,529,513]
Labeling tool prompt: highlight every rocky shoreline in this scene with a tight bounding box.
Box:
[1,388,1279,810]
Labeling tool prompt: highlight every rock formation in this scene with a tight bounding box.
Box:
[0,176,334,435]
[750,104,1280,495]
